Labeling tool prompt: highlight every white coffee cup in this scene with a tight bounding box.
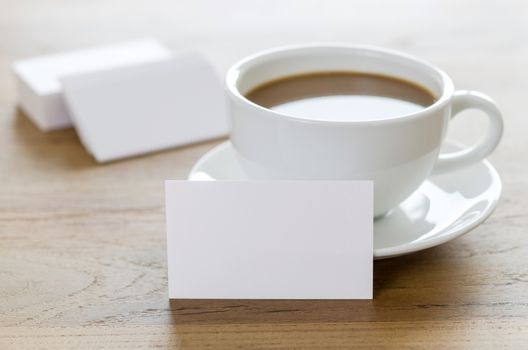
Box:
[225,44,503,217]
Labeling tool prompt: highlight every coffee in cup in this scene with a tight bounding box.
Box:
[226,44,503,217]
[245,71,436,122]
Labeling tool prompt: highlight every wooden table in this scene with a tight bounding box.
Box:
[1,1,527,348]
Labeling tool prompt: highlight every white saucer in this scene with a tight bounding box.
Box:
[188,141,502,260]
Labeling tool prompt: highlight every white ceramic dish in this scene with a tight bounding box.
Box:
[225,44,503,217]
[188,140,502,260]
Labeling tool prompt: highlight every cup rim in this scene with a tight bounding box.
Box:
[226,43,454,126]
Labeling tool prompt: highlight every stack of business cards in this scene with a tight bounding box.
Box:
[12,39,228,162]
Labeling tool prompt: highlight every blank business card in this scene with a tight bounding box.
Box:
[12,38,171,131]
[60,53,227,162]
[165,181,373,299]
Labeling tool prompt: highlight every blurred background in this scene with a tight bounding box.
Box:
[1,0,525,156]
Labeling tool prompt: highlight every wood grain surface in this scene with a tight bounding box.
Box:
[0,0,527,348]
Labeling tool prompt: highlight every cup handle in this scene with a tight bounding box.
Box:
[432,90,503,174]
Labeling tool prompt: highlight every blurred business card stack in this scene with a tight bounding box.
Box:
[12,38,227,162]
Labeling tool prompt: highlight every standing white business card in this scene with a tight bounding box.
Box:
[165,181,373,299]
